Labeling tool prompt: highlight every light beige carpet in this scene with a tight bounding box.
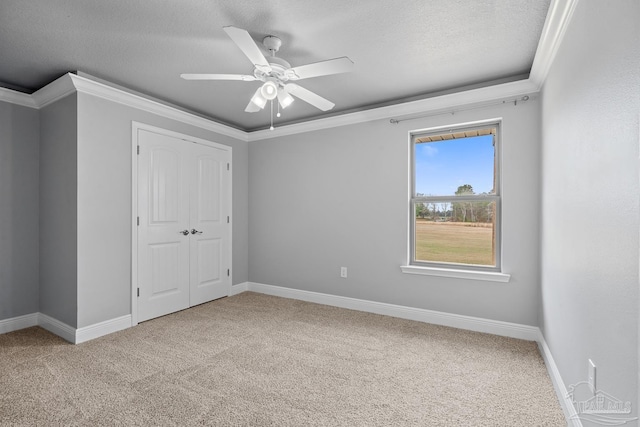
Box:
[0,292,565,426]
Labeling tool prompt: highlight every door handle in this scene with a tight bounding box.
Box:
[191,229,203,235]
[178,230,190,236]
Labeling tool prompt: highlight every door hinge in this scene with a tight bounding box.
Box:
[227,269,230,277]
[137,145,140,155]
[137,288,140,297]
[227,216,230,223]
[137,216,140,226]
[227,163,230,171]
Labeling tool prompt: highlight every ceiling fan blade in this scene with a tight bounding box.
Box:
[244,87,264,112]
[223,26,272,73]
[181,73,256,81]
[284,84,335,111]
[287,57,354,80]
[245,101,262,113]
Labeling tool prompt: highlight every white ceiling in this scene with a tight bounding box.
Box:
[0,0,551,132]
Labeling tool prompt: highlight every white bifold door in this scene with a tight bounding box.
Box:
[137,128,231,323]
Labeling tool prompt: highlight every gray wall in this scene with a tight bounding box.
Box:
[249,98,541,325]
[540,0,639,417]
[0,101,39,320]
[76,93,248,328]
[39,94,78,327]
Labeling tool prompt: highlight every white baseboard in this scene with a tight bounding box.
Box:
[244,282,540,341]
[537,330,582,427]
[76,315,132,344]
[229,282,249,296]
[0,313,39,334]
[0,312,133,344]
[38,313,76,343]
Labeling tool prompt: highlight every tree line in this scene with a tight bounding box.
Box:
[416,184,494,223]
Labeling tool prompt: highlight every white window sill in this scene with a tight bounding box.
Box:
[400,265,511,282]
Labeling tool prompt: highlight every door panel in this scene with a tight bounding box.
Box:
[189,143,230,306]
[197,157,221,222]
[195,238,221,286]
[150,243,183,296]
[137,131,190,322]
[150,149,180,223]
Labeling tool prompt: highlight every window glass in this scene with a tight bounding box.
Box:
[414,200,495,265]
[415,135,495,196]
[411,124,500,270]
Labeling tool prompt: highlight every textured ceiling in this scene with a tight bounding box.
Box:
[0,0,550,131]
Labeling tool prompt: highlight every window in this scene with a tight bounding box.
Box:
[408,121,502,274]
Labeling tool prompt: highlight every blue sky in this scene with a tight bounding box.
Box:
[415,135,494,196]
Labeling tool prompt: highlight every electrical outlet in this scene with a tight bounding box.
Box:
[588,359,596,392]
[340,267,348,278]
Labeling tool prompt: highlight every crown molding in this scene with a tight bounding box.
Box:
[1,76,538,142]
[529,0,580,89]
[67,74,248,141]
[31,74,77,108]
[0,74,76,109]
[0,73,248,142]
[248,78,539,141]
[0,86,37,108]
[0,1,576,140]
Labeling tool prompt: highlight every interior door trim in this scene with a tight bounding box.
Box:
[131,121,232,326]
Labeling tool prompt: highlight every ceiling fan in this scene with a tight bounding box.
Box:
[181,26,354,116]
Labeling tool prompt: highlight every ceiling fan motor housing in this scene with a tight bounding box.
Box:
[263,35,282,54]
[254,56,292,84]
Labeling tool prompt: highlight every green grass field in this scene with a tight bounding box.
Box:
[415,220,494,266]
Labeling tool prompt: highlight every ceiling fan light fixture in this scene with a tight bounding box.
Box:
[250,90,267,109]
[260,81,278,100]
[277,90,294,109]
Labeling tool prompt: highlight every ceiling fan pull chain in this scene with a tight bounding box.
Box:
[270,100,274,131]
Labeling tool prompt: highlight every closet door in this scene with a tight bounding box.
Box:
[136,127,232,323]
[189,143,231,306]
[137,130,191,322]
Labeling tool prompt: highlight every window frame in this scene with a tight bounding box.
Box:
[408,119,503,274]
